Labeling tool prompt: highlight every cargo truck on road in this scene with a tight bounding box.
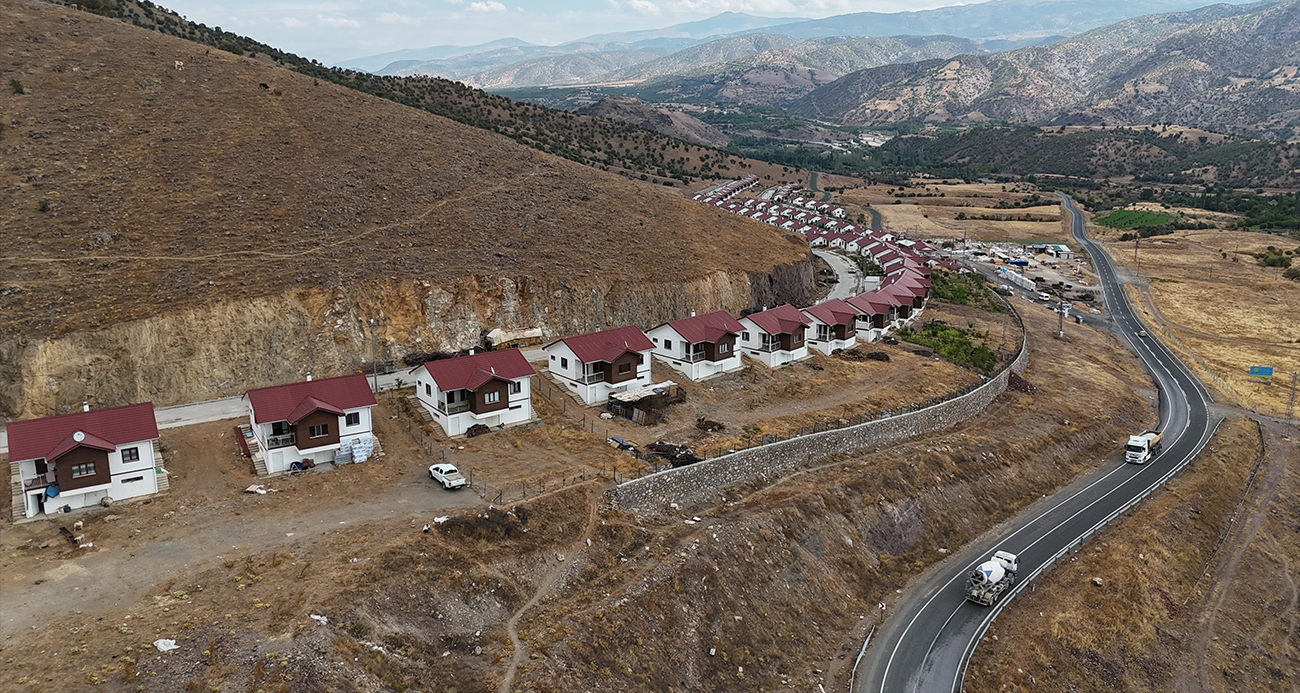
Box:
[1125,430,1163,464]
[964,550,1019,606]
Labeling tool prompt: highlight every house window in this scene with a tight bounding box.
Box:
[271,421,292,436]
[817,325,832,341]
[638,354,646,365]
[71,462,96,479]
[425,383,432,396]
[742,331,751,342]
[485,391,501,404]
[618,363,632,374]
[120,447,140,463]
[309,423,329,439]
[121,476,144,483]
[663,339,672,351]
[793,332,803,344]
[550,354,555,360]
[346,412,360,427]
[560,357,569,369]
[509,381,522,394]
[718,342,729,354]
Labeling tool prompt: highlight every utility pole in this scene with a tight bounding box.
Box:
[1056,301,1067,338]
[593,289,600,332]
[1288,372,1298,422]
[1133,237,1140,278]
[369,317,378,393]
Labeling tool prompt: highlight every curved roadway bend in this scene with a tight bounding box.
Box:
[854,193,1218,693]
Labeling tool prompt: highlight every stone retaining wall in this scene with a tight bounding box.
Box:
[613,338,1029,515]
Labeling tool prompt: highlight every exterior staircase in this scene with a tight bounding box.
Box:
[10,460,26,523]
[152,439,171,493]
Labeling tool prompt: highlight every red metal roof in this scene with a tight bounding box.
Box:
[744,304,810,335]
[552,326,655,364]
[5,402,159,462]
[847,293,891,315]
[803,299,858,326]
[245,373,377,425]
[662,311,745,344]
[422,348,535,392]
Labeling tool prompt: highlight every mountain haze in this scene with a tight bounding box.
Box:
[750,0,1242,41]
[790,1,1300,140]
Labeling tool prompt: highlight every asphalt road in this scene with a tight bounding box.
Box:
[854,193,1217,693]
[813,249,860,300]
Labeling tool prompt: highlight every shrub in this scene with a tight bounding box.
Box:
[1283,266,1299,281]
[9,78,23,95]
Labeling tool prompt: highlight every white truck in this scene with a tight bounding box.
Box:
[428,463,468,490]
[1125,430,1163,464]
[964,550,1020,606]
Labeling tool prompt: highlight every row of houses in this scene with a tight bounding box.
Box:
[9,372,384,519]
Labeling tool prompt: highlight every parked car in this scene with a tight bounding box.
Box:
[1137,330,1149,338]
[1036,291,1052,301]
[428,463,467,490]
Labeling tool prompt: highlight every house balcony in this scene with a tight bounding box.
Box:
[439,401,471,415]
[752,342,784,353]
[22,471,55,490]
[680,351,707,363]
[576,371,608,385]
[266,432,297,449]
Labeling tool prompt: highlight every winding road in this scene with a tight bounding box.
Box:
[853,193,1218,692]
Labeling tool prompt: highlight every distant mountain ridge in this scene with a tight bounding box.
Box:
[623,35,987,107]
[789,0,1300,140]
[577,96,731,148]
[746,0,1237,41]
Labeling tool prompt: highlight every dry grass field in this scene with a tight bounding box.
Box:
[834,181,1069,242]
[1092,225,1300,417]
[0,1,809,340]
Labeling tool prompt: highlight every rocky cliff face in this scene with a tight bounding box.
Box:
[0,260,815,418]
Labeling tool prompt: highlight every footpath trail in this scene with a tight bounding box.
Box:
[499,494,602,693]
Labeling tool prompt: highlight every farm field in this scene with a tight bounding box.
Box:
[832,180,1070,243]
[1090,224,1300,417]
[1094,209,1175,228]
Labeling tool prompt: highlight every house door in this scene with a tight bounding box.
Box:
[27,490,45,518]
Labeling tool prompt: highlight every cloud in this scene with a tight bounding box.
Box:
[377,12,420,24]
[279,16,305,28]
[317,15,362,28]
[467,1,506,11]
[628,0,662,14]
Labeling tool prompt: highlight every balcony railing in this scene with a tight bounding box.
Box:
[680,351,707,363]
[577,371,607,384]
[439,401,471,415]
[266,432,297,449]
[752,342,782,353]
[23,471,55,489]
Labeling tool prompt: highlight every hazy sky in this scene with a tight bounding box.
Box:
[160,0,964,63]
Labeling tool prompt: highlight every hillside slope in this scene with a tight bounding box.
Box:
[790,1,1300,140]
[577,96,730,147]
[84,0,808,188]
[0,1,814,417]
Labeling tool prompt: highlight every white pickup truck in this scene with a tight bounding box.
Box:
[428,463,468,490]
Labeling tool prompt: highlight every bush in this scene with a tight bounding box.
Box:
[9,78,23,95]
[898,320,997,374]
[1283,266,1300,281]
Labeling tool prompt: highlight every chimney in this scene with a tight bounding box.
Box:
[306,372,312,382]
[690,309,696,317]
[82,401,90,412]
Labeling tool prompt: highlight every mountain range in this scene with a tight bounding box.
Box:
[346,0,1241,90]
[789,0,1300,141]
